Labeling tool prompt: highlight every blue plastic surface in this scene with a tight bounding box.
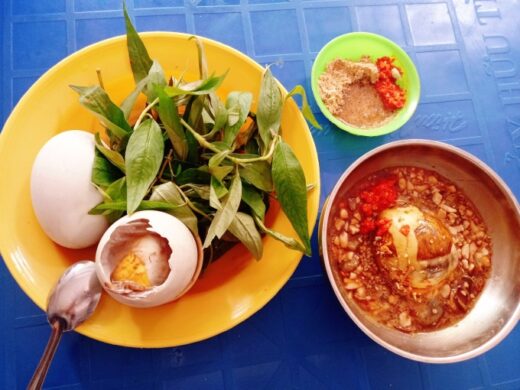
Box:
[1,1,519,389]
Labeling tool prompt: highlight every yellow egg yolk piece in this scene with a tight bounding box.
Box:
[111,253,152,288]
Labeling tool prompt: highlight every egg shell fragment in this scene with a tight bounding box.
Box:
[95,210,200,308]
[30,130,108,249]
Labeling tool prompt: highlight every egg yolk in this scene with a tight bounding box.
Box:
[111,253,152,288]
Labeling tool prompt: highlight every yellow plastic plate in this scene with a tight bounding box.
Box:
[0,33,320,348]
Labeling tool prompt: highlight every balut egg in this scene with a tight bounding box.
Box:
[95,210,202,308]
[30,130,108,248]
[375,205,458,288]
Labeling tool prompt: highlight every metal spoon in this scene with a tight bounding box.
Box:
[28,261,102,390]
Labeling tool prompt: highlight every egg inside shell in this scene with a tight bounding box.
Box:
[376,205,458,289]
[95,210,202,308]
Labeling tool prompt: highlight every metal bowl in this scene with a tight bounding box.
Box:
[321,139,520,363]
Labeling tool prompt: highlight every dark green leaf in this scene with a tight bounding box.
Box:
[156,86,188,159]
[223,92,252,147]
[185,128,200,164]
[124,4,153,84]
[286,85,322,130]
[176,167,211,186]
[241,182,266,220]
[91,150,123,187]
[228,212,263,260]
[244,138,260,155]
[203,172,242,248]
[253,214,306,253]
[239,161,273,192]
[70,85,132,147]
[125,119,164,214]
[257,67,282,150]
[94,133,126,172]
[150,182,198,235]
[272,141,311,255]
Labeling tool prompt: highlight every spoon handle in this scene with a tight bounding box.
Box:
[27,319,64,390]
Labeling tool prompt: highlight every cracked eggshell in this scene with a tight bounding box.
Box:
[95,210,201,308]
[30,130,109,249]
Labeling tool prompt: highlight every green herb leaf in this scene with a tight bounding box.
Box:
[181,184,211,200]
[223,92,252,147]
[272,141,311,255]
[124,4,153,84]
[106,177,127,201]
[209,149,230,167]
[241,182,266,220]
[228,212,263,260]
[210,176,227,209]
[94,133,126,172]
[103,177,127,223]
[156,86,188,160]
[150,182,199,235]
[203,172,242,248]
[120,76,148,120]
[145,60,167,102]
[257,67,282,151]
[286,85,321,130]
[125,119,164,214]
[208,166,233,182]
[70,85,132,147]
[91,150,123,187]
[239,161,273,192]
[164,73,227,97]
[253,214,306,253]
[189,36,208,79]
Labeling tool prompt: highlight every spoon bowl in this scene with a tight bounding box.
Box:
[28,260,101,389]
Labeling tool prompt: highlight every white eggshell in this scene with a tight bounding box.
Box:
[95,210,200,308]
[30,130,108,249]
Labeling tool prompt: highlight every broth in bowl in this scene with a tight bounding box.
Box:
[327,166,492,333]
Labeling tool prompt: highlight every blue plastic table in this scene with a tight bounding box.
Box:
[1,1,519,389]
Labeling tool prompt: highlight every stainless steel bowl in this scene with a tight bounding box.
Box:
[321,140,520,363]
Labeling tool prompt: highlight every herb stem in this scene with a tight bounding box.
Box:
[175,183,210,220]
[134,97,159,129]
[182,118,280,164]
[96,68,105,89]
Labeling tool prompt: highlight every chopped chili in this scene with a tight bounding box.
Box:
[374,56,406,111]
[358,176,398,236]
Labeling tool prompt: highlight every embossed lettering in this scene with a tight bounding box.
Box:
[506,117,520,139]
[475,0,501,25]
[489,57,517,79]
[498,81,520,105]
[483,35,510,55]
[414,112,467,133]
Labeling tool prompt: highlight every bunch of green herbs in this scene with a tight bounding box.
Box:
[73,7,320,266]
